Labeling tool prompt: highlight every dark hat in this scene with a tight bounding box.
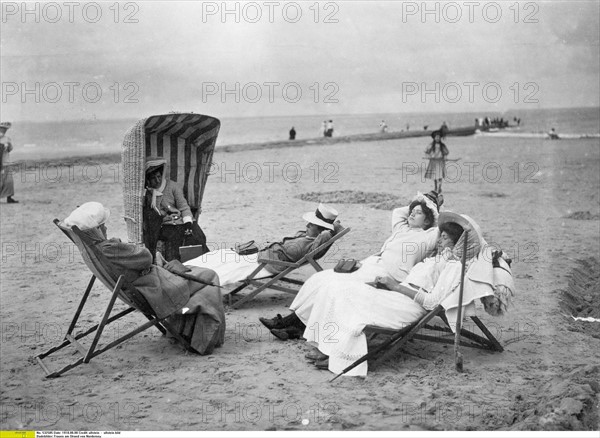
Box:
[431,130,443,139]
[424,190,444,209]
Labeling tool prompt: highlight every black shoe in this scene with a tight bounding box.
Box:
[315,358,329,370]
[260,312,304,330]
[7,197,18,204]
[270,328,290,341]
[259,314,285,330]
[270,326,303,341]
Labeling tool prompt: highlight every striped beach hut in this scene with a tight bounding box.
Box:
[122,113,220,244]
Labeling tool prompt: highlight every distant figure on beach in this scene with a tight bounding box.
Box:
[289,126,296,140]
[440,121,449,136]
[424,130,449,193]
[379,120,388,133]
[321,120,327,137]
[0,122,18,204]
[406,123,410,131]
[325,120,334,137]
[423,125,428,131]
[548,128,560,140]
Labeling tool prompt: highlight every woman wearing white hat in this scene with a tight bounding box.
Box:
[184,203,342,286]
[0,122,18,203]
[63,202,226,355]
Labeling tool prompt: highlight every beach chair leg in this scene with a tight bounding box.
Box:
[83,275,125,363]
[372,307,443,368]
[66,275,96,337]
[230,284,269,309]
[470,316,503,352]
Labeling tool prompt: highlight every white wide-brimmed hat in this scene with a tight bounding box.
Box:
[64,202,111,230]
[439,211,484,259]
[302,203,338,230]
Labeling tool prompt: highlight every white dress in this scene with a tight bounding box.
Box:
[185,249,271,286]
[290,206,438,329]
[302,259,463,377]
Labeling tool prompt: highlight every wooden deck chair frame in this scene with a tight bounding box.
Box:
[35,220,192,378]
[362,306,503,367]
[330,230,503,381]
[227,227,351,309]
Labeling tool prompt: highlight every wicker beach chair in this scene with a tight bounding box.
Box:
[122,113,220,259]
[227,227,351,309]
[35,220,194,378]
[330,230,503,381]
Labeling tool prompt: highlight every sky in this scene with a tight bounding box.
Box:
[1,0,599,121]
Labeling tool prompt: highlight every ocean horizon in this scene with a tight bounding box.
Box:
[5,106,600,162]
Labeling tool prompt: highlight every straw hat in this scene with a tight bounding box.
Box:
[145,156,167,175]
[302,203,338,230]
[64,202,111,230]
[439,211,484,259]
[0,122,11,131]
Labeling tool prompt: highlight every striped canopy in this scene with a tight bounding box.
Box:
[121,113,220,244]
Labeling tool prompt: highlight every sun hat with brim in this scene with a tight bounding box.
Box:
[0,122,11,131]
[145,157,167,175]
[431,130,443,139]
[302,203,338,230]
[64,202,111,230]
[439,211,484,260]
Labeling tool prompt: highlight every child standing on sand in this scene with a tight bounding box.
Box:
[424,130,449,193]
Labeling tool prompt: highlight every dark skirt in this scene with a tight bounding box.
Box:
[424,158,446,180]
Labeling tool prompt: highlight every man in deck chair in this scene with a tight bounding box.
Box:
[64,202,226,355]
[183,203,343,286]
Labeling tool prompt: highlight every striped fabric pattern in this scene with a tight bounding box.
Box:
[122,113,220,244]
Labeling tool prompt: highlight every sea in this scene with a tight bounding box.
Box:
[5,107,600,162]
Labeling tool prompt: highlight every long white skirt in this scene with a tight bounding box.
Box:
[185,249,272,286]
[290,259,425,377]
[290,256,392,322]
[302,279,426,376]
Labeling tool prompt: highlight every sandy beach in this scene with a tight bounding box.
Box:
[1,134,599,432]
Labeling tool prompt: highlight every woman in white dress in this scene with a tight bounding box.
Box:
[259,191,442,340]
[303,214,469,376]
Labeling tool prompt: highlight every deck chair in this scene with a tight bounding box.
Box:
[35,220,193,378]
[331,229,503,381]
[227,227,351,309]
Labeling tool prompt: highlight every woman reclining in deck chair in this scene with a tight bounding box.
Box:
[259,191,442,339]
[63,202,226,355]
[184,203,343,286]
[269,213,511,377]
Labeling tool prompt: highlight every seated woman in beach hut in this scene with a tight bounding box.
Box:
[184,203,343,286]
[259,191,442,339]
[144,157,209,262]
[63,202,226,355]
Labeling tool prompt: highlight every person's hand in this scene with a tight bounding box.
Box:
[375,276,399,291]
[165,260,191,274]
[184,222,193,236]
